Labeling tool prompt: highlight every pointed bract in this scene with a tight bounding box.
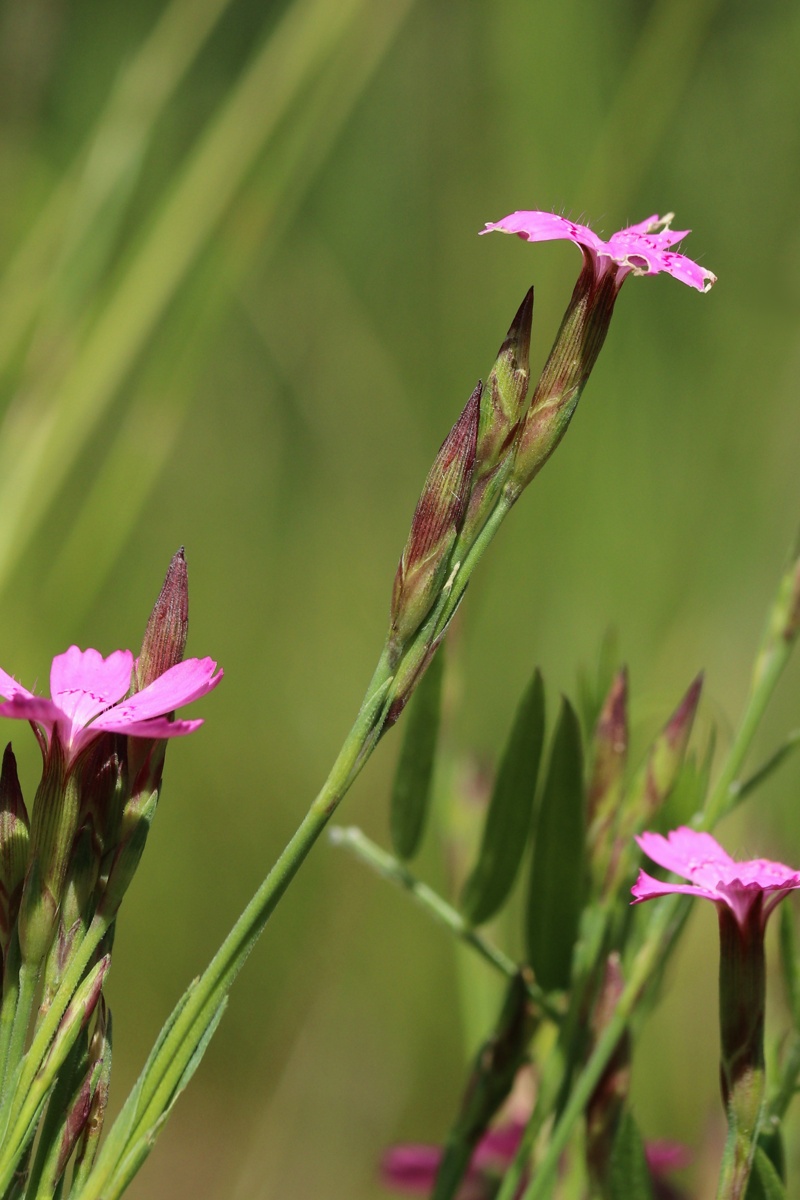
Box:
[0,743,29,953]
[136,548,190,691]
[390,385,479,649]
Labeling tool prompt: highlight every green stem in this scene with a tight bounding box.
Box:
[0,963,39,1143]
[73,661,395,1200]
[330,826,560,1022]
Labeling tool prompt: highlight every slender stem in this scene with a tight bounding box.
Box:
[331,826,561,1022]
[72,663,395,1200]
[0,963,39,1142]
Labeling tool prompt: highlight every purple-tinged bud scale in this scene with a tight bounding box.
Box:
[135,547,189,692]
[390,387,479,654]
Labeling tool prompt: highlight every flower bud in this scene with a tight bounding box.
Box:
[135,547,189,692]
[586,669,628,889]
[41,824,101,1013]
[461,290,533,544]
[510,265,618,493]
[637,673,703,818]
[0,743,29,957]
[390,386,479,653]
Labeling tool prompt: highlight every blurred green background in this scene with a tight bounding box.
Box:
[0,0,799,1195]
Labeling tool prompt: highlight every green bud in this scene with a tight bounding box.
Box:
[637,673,703,817]
[461,290,533,544]
[510,265,618,493]
[0,743,29,957]
[19,739,81,966]
[135,547,189,692]
[99,790,158,920]
[390,386,479,653]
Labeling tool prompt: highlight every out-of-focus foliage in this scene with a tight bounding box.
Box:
[0,0,799,1195]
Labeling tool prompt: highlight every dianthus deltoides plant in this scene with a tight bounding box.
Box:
[0,209,799,1199]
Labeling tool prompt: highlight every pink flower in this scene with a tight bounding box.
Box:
[631,827,800,926]
[380,1120,527,1199]
[0,646,222,765]
[480,211,716,293]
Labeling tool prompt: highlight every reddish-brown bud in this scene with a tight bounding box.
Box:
[390,386,479,651]
[135,548,189,692]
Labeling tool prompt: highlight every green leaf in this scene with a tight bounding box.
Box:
[389,645,444,860]
[525,697,585,991]
[745,1145,787,1200]
[461,669,545,924]
[607,1110,655,1200]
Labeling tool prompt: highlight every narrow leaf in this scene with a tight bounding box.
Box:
[461,670,545,924]
[607,1110,655,1200]
[745,1145,787,1200]
[389,647,444,860]
[526,698,585,991]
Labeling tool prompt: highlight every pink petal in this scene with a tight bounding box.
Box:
[645,1140,692,1175]
[50,647,133,729]
[95,658,222,726]
[90,715,204,740]
[635,828,733,881]
[480,210,715,292]
[630,869,720,906]
[480,211,605,255]
[380,1145,441,1192]
[0,669,36,702]
[0,695,63,730]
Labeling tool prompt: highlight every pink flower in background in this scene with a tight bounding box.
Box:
[631,827,800,927]
[480,211,716,293]
[380,1119,527,1199]
[0,646,222,764]
[381,1122,689,1200]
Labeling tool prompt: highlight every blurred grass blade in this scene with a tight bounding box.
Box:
[0,0,375,597]
[576,629,618,738]
[607,1110,655,1200]
[461,669,545,925]
[656,727,715,832]
[44,0,418,619]
[0,0,236,375]
[390,644,444,860]
[732,730,800,809]
[525,697,584,991]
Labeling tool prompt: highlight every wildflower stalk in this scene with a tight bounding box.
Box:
[331,826,560,1020]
